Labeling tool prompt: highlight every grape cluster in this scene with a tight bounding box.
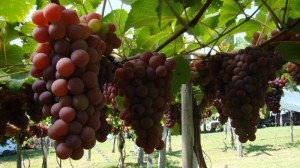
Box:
[286,62,300,84]
[165,103,181,128]
[190,56,218,103]
[213,99,228,125]
[95,106,113,142]
[265,77,287,114]
[114,51,176,154]
[217,47,282,142]
[30,3,120,160]
[0,85,47,144]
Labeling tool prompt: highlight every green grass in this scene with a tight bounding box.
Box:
[0,126,299,168]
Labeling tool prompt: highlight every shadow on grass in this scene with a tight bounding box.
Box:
[243,144,279,156]
[107,150,181,168]
[0,148,51,163]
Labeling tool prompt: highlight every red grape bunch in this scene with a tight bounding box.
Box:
[217,47,282,143]
[114,51,176,154]
[213,99,228,125]
[165,103,181,129]
[265,77,287,114]
[286,62,300,84]
[0,84,48,145]
[30,3,121,160]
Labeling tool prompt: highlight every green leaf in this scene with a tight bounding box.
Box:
[276,41,300,63]
[88,0,102,9]
[8,72,30,92]
[218,0,240,27]
[172,0,200,7]
[23,38,37,55]
[121,0,137,5]
[124,0,180,31]
[103,9,128,35]
[36,0,45,9]
[20,22,35,36]
[0,45,24,65]
[0,0,35,23]
[171,122,180,135]
[171,56,191,94]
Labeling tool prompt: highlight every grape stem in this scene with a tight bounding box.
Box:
[153,0,214,53]
[261,0,282,30]
[192,93,207,168]
[259,17,300,47]
[49,0,60,5]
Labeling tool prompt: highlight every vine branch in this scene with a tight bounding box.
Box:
[193,93,207,168]
[185,3,263,54]
[154,0,214,52]
[49,0,60,5]
[261,0,282,30]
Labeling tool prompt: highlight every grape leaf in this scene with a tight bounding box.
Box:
[88,0,102,9]
[0,45,24,65]
[8,73,30,92]
[36,0,45,9]
[0,0,35,23]
[171,122,180,135]
[20,22,35,36]
[171,56,191,94]
[276,41,300,64]
[124,0,179,31]
[103,9,128,35]
[121,0,137,5]
[218,0,240,27]
[172,0,200,7]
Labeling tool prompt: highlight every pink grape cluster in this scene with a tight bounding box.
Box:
[30,3,120,160]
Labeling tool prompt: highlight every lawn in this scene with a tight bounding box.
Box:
[0,125,299,168]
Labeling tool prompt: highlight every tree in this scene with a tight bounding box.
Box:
[1,0,300,167]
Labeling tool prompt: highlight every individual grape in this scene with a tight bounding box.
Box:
[99,22,109,34]
[72,94,89,111]
[39,91,54,105]
[48,22,66,40]
[33,26,51,43]
[43,66,56,80]
[80,71,98,89]
[31,10,48,26]
[55,142,72,160]
[75,111,88,125]
[59,106,76,122]
[56,57,75,77]
[71,40,88,51]
[51,79,68,97]
[60,9,80,25]
[30,65,43,78]
[66,24,83,41]
[69,121,83,134]
[54,39,71,56]
[43,3,64,22]
[70,147,84,160]
[88,19,102,32]
[86,12,102,23]
[51,103,63,118]
[80,126,95,142]
[71,49,89,68]
[66,134,82,149]
[32,80,47,94]
[67,77,84,95]
[87,88,103,105]
[79,23,92,39]
[35,42,52,54]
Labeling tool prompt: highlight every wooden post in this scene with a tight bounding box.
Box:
[147,154,153,168]
[236,135,243,157]
[137,147,144,165]
[168,129,172,152]
[86,149,91,161]
[181,82,194,168]
[290,111,294,143]
[112,135,116,153]
[17,141,22,168]
[158,126,168,168]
